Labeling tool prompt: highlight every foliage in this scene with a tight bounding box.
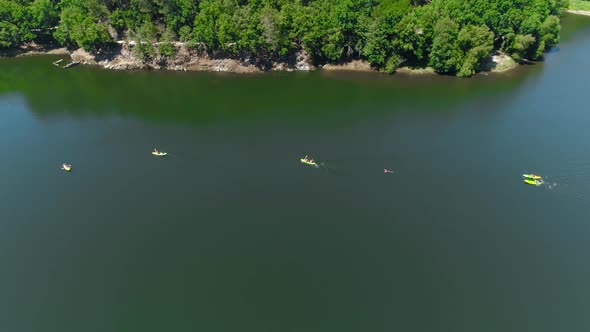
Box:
[456,24,494,77]
[29,0,60,42]
[135,41,155,60]
[54,0,112,52]
[0,0,568,76]
[429,17,460,74]
[541,15,560,47]
[158,29,176,57]
[158,42,175,57]
[569,0,590,12]
[507,34,537,61]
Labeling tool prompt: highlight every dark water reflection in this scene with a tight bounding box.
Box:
[0,13,589,332]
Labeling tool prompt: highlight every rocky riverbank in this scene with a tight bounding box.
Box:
[68,42,314,73]
[4,42,518,75]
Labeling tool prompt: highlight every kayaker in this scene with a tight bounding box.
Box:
[153,148,159,154]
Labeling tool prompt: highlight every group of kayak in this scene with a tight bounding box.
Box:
[62,153,542,187]
[61,148,167,172]
[523,174,543,186]
[301,157,543,186]
[301,156,395,173]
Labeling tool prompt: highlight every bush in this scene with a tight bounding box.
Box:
[158,42,176,57]
[178,25,192,42]
[135,42,155,60]
[382,54,403,74]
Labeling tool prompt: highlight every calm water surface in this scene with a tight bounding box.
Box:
[1,14,590,332]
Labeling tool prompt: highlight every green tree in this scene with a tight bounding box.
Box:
[507,34,536,61]
[29,0,60,42]
[361,0,412,68]
[0,0,20,48]
[392,9,431,65]
[540,15,560,47]
[360,15,390,67]
[294,0,345,62]
[54,0,112,52]
[456,24,494,77]
[232,4,263,56]
[192,0,226,51]
[259,5,294,57]
[0,0,568,76]
[0,21,20,48]
[429,17,460,74]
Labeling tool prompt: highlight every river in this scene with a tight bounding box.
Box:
[1,14,590,332]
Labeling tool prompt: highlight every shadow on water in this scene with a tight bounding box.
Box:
[0,55,542,127]
[560,12,590,43]
[0,13,588,129]
[1,14,590,332]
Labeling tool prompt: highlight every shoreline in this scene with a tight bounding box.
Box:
[2,42,519,76]
[564,9,590,16]
[0,45,70,58]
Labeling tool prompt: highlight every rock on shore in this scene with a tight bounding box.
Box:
[6,41,521,76]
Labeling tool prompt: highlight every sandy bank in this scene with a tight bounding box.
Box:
[0,43,69,57]
[321,60,373,72]
[564,9,590,16]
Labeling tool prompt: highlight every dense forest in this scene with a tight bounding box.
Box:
[0,0,565,76]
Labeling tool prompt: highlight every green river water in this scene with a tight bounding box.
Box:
[1,14,590,332]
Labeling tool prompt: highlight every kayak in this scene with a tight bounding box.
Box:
[524,179,541,186]
[301,158,318,167]
[62,164,72,172]
[152,151,167,156]
[523,174,542,180]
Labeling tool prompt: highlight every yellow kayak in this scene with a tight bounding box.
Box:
[300,158,318,167]
[152,151,167,156]
[61,164,72,172]
[524,179,541,186]
[522,174,542,180]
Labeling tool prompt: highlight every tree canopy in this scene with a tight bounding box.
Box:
[0,0,566,76]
